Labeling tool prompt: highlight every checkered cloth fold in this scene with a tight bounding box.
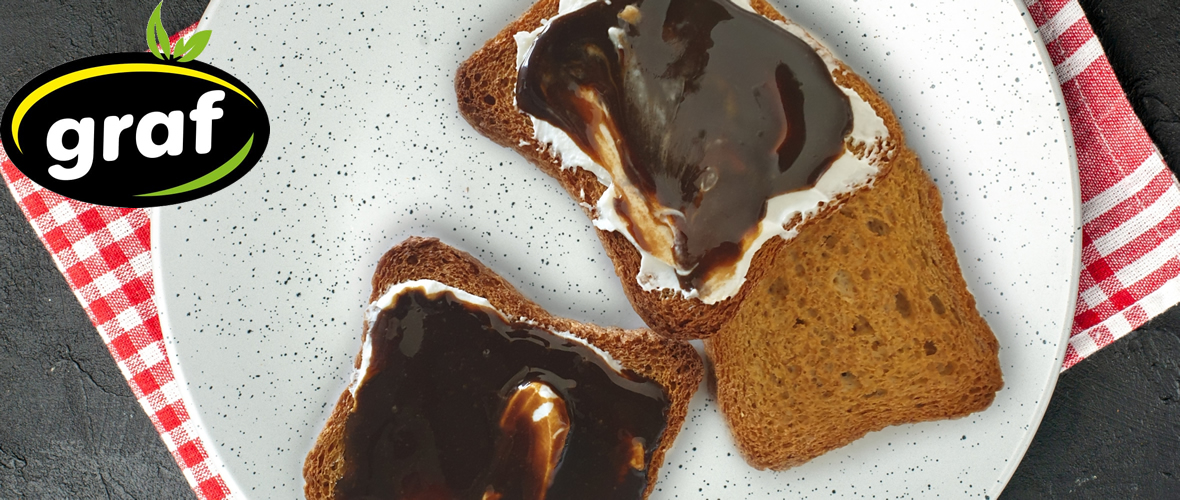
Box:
[4,2,1180,498]
[1024,0,1180,369]
[0,22,235,500]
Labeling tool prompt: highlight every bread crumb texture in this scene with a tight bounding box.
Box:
[707,150,1003,470]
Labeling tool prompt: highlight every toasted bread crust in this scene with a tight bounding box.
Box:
[454,0,906,341]
[303,237,703,499]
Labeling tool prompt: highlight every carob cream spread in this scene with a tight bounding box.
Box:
[517,0,853,293]
[335,284,670,500]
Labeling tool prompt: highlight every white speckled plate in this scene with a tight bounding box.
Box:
[155,0,1080,498]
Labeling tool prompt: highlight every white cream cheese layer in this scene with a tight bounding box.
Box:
[350,279,623,396]
[514,0,891,304]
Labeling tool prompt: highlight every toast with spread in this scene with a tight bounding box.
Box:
[303,237,703,498]
[457,0,903,341]
[456,0,1002,470]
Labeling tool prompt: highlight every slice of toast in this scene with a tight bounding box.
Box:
[303,237,703,499]
[456,0,1002,470]
[455,0,906,340]
[705,149,1003,470]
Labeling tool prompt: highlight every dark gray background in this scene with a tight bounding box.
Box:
[0,0,1177,498]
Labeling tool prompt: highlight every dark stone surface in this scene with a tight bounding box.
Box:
[1003,308,1180,498]
[0,2,207,499]
[0,0,1178,499]
[1078,0,1180,176]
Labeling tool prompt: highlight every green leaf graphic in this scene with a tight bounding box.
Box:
[177,30,212,62]
[146,2,166,59]
[172,37,187,59]
[157,22,172,58]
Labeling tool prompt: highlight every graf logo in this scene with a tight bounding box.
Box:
[0,3,269,208]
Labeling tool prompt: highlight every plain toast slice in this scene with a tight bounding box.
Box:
[705,149,1004,470]
[303,236,703,498]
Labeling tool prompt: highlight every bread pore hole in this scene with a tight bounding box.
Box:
[851,315,874,334]
[840,372,861,390]
[895,290,912,318]
[483,94,496,105]
[867,218,890,236]
[833,270,854,298]
[768,278,789,298]
[929,294,947,315]
[924,341,938,356]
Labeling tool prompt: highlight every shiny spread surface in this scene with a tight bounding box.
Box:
[334,288,670,500]
[517,0,853,291]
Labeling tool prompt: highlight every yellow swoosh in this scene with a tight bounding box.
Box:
[11,63,257,153]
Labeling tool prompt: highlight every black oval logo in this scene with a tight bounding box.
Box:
[1,52,269,207]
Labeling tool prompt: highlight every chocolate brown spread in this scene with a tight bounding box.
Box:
[517,0,853,291]
[334,287,670,500]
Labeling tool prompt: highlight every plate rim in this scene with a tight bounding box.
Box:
[986,0,1082,493]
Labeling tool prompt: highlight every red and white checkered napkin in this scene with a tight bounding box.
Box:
[1025,0,1180,369]
[3,2,1180,498]
[0,24,236,500]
